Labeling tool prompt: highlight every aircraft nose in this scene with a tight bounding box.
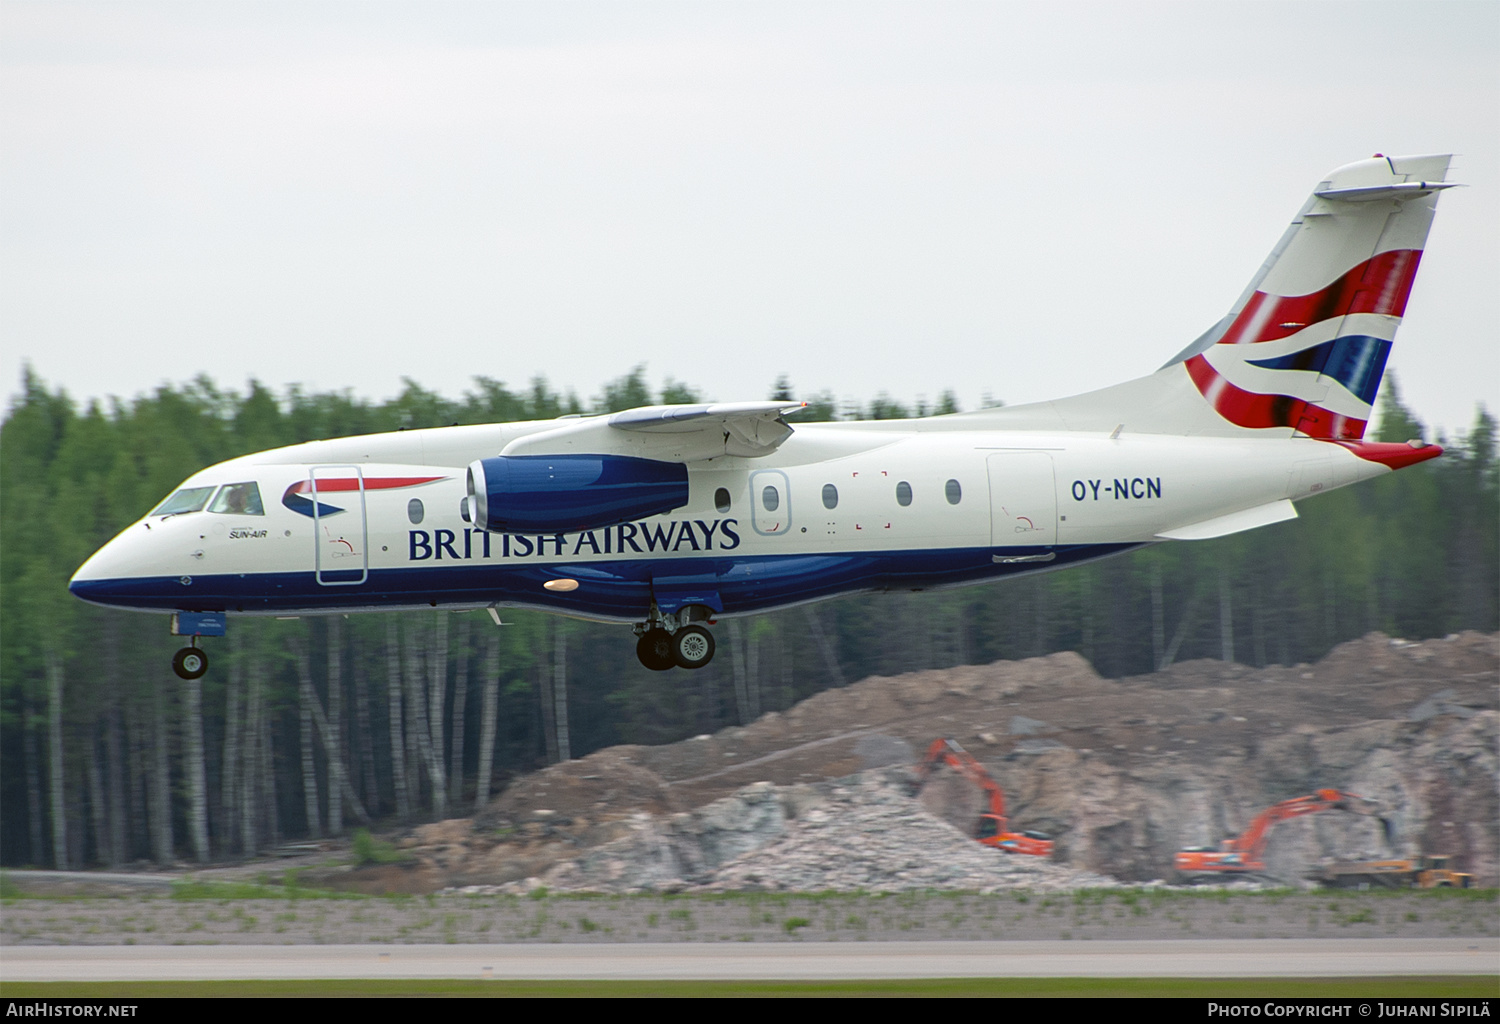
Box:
[67,571,112,604]
[69,524,154,608]
[69,547,125,605]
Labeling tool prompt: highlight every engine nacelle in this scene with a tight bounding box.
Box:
[466,454,689,535]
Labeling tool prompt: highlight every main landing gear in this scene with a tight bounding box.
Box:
[634,607,717,671]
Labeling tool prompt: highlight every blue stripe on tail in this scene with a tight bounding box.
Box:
[1247,335,1392,405]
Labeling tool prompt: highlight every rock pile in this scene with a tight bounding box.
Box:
[460,768,1114,894]
[349,631,1496,895]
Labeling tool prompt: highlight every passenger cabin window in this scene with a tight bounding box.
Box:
[714,487,731,513]
[209,482,265,516]
[152,486,216,516]
[822,484,838,509]
[408,498,425,525]
[761,485,780,512]
[895,481,913,507]
[945,479,962,505]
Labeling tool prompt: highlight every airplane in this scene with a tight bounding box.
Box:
[69,153,1458,680]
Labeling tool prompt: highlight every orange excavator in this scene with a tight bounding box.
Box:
[916,739,1054,857]
[1174,788,1379,879]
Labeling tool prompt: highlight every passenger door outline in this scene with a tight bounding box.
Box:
[312,465,369,585]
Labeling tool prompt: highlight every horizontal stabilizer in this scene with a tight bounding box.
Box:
[1155,499,1297,541]
[1314,181,1460,202]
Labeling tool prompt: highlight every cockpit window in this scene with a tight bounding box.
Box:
[209,482,265,516]
[151,486,216,516]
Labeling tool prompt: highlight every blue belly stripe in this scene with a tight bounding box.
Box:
[69,543,1141,621]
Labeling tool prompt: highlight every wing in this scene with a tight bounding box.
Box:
[499,401,807,462]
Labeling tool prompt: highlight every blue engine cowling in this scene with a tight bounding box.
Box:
[465,454,689,534]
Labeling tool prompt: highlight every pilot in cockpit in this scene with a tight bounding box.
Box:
[210,482,264,516]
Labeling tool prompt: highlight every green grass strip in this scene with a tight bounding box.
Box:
[2,977,1496,998]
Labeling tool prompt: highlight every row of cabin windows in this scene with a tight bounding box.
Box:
[761,479,963,513]
[155,480,964,523]
[420,483,961,523]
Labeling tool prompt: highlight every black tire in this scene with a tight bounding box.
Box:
[636,628,675,671]
[672,624,715,670]
[172,646,209,680]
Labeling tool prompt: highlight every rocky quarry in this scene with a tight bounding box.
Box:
[336,631,1497,895]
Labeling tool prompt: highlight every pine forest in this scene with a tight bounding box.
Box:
[1,367,1495,869]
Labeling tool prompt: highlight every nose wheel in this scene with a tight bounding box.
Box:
[172,645,209,680]
[168,613,223,680]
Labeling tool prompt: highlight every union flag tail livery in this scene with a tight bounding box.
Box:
[990,154,1456,440]
[1178,153,1452,440]
[69,154,1459,678]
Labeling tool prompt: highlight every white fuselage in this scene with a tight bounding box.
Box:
[68,417,1385,624]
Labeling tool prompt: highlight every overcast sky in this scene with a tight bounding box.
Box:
[3,1,1495,435]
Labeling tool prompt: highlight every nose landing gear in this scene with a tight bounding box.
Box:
[633,606,717,671]
[172,641,209,680]
[169,611,224,680]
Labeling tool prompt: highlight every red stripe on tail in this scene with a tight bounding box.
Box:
[1185,355,1367,439]
[1219,249,1422,345]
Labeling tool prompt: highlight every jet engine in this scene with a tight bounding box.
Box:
[465,454,689,534]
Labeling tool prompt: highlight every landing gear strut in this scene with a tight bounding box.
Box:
[172,641,209,680]
[633,606,717,671]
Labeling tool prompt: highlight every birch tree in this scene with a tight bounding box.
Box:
[449,616,470,807]
[150,674,173,865]
[185,671,210,862]
[45,648,65,868]
[292,632,323,839]
[86,729,110,866]
[404,616,443,813]
[385,616,410,820]
[475,629,500,810]
[427,611,448,816]
[326,617,344,835]
[221,639,244,854]
[240,655,263,856]
[552,621,570,761]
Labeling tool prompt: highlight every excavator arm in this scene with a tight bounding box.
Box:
[915,739,1053,858]
[1176,788,1377,876]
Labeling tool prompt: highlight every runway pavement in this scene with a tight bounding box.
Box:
[3,939,1496,981]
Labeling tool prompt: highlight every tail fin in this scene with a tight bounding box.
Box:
[981,155,1457,438]
[1168,153,1455,439]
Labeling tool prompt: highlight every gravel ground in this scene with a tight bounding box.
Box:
[2,890,1495,946]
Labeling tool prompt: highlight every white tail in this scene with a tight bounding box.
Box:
[979,155,1456,438]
